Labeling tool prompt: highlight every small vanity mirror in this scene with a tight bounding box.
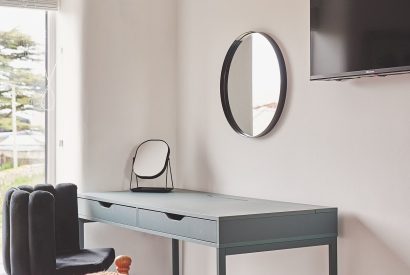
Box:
[220,32,287,137]
[130,139,174,193]
[133,140,169,178]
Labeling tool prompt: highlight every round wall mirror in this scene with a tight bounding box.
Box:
[220,32,287,137]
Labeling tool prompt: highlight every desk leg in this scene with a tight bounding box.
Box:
[329,240,337,275]
[79,219,85,249]
[217,248,226,275]
[172,239,179,275]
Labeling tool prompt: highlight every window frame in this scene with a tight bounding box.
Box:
[46,11,57,184]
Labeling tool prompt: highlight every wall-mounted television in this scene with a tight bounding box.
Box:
[311,0,410,80]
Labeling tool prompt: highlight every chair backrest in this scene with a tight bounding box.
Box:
[54,183,80,254]
[2,183,80,275]
[3,187,56,275]
[2,188,15,275]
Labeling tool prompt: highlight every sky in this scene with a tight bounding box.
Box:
[0,6,47,127]
[0,6,46,45]
[0,6,46,74]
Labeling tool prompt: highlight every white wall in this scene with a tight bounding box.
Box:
[56,0,177,274]
[56,0,85,186]
[177,1,410,275]
[56,0,410,274]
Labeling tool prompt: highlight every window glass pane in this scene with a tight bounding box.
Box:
[0,6,47,270]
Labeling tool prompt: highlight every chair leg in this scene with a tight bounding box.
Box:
[115,255,132,275]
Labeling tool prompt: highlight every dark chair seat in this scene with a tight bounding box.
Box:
[56,248,115,275]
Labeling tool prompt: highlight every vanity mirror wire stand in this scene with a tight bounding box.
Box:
[129,139,174,193]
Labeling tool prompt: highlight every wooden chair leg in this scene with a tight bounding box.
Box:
[115,255,132,275]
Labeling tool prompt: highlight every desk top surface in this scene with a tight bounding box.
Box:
[78,189,336,221]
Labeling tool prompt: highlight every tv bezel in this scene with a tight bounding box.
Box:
[310,65,410,81]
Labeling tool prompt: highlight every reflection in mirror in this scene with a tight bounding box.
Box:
[133,140,169,178]
[221,32,287,137]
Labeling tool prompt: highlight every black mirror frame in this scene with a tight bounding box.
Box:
[132,139,170,179]
[220,31,287,138]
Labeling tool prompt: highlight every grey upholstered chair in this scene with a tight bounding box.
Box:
[2,183,115,275]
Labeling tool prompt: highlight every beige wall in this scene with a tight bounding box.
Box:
[177,1,410,275]
[228,37,253,134]
[57,0,177,274]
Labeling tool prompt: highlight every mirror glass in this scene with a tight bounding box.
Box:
[133,140,169,177]
[221,32,287,137]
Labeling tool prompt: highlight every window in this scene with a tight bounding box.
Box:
[0,6,55,271]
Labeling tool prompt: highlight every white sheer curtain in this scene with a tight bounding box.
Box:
[0,0,58,10]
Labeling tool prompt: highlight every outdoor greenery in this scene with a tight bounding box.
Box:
[0,161,12,171]
[0,26,47,252]
[0,116,30,131]
[0,28,46,132]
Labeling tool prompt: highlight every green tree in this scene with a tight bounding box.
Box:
[0,28,46,132]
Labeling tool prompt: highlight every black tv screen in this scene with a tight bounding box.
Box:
[311,0,410,80]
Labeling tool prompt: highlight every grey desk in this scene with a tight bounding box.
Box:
[77,189,338,275]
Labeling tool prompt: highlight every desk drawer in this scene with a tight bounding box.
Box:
[78,198,137,226]
[139,209,216,243]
